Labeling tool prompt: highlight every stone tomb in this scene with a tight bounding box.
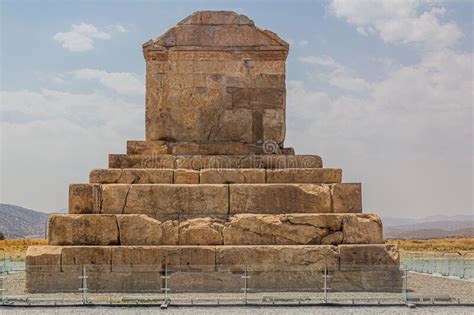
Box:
[26,11,401,293]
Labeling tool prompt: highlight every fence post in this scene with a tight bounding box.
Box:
[79,265,89,305]
[0,269,6,305]
[241,265,250,304]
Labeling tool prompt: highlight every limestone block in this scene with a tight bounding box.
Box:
[200,169,265,184]
[321,231,344,245]
[111,246,180,272]
[216,245,339,271]
[25,246,62,272]
[285,214,342,230]
[178,246,216,270]
[178,217,224,245]
[117,214,178,245]
[331,270,403,292]
[127,140,169,155]
[101,184,228,217]
[61,246,112,272]
[174,169,200,184]
[69,184,100,214]
[223,214,329,245]
[89,169,174,184]
[339,245,400,271]
[229,184,332,214]
[109,154,176,169]
[266,169,342,184]
[263,109,285,143]
[216,109,253,142]
[48,214,119,246]
[342,214,383,244]
[108,154,322,169]
[170,142,258,155]
[332,183,362,213]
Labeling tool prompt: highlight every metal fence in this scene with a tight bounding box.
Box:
[401,252,474,279]
[0,258,473,307]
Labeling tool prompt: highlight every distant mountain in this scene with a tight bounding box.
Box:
[383,214,474,239]
[0,203,50,239]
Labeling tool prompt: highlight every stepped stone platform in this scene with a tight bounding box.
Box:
[26,11,401,293]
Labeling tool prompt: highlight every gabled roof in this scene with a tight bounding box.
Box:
[143,11,289,51]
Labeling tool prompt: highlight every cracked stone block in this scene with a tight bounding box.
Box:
[69,184,100,214]
[61,246,112,272]
[200,169,265,184]
[229,184,332,214]
[101,184,228,217]
[48,214,119,246]
[117,214,178,245]
[108,154,322,169]
[127,140,169,155]
[216,245,339,271]
[339,245,400,271]
[178,217,224,245]
[223,214,330,245]
[321,231,344,245]
[25,246,62,272]
[342,214,383,244]
[266,168,342,184]
[171,142,259,155]
[332,183,362,213]
[174,169,200,184]
[144,11,288,145]
[89,169,174,184]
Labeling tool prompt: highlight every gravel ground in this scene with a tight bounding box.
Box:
[1,306,473,314]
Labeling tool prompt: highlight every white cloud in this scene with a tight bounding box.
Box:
[72,68,144,96]
[290,49,472,217]
[299,55,370,92]
[53,23,111,52]
[329,0,463,48]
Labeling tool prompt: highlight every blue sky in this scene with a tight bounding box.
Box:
[1,0,472,218]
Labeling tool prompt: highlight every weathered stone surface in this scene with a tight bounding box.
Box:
[61,246,112,271]
[100,184,228,217]
[174,169,200,184]
[321,231,344,245]
[89,169,173,184]
[339,245,399,271]
[143,11,288,145]
[117,214,178,245]
[109,154,322,169]
[111,246,179,272]
[223,214,329,245]
[69,184,100,214]
[109,154,175,169]
[48,214,119,246]
[332,183,362,213]
[172,142,257,155]
[267,168,342,184]
[127,140,169,155]
[25,246,62,272]
[342,214,383,244]
[229,184,332,214]
[200,169,265,184]
[179,217,224,245]
[216,245,339,271]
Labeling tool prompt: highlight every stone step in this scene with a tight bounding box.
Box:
[26,244,400,293]
[69,183,362,217]
[48,213,383,246]
[108,154,322,169]
[127,140,295,155]
[89,168,342,184]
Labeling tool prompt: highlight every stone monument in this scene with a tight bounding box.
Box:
[26,11,401,293]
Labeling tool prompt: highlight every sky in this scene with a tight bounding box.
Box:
[0,0,472,219]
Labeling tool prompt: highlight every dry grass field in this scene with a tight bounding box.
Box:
[386,238,474,254]
[0,239,48,261]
